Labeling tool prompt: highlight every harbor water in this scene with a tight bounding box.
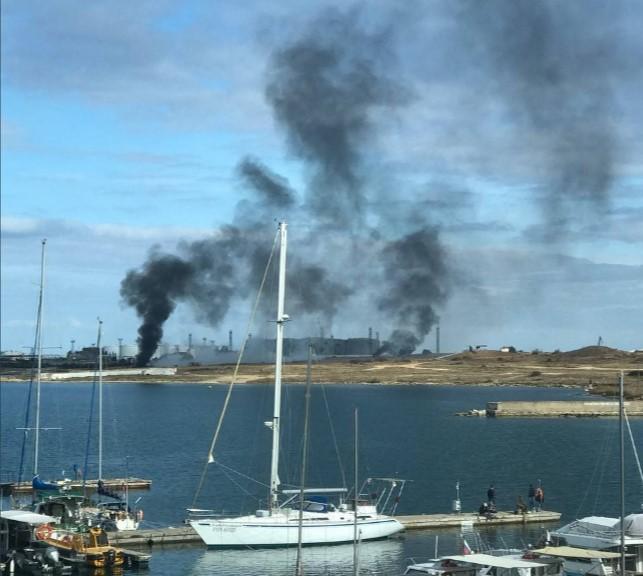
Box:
[1,381,641,575]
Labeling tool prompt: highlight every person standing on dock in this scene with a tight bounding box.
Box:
[528,484,536,510]
[487,484,496,508]
[534,486,544,511]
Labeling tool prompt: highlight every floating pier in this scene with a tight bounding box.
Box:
[9,477,152,495]
[108,511,561,546]
[396,510,561,530]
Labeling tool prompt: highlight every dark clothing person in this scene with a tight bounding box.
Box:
[528,484,536,510]
[534,486,544,511]
[487,485,496,506]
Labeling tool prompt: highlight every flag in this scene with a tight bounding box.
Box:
[463,539,473,555]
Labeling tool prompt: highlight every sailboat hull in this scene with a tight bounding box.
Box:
[190,512,403,548]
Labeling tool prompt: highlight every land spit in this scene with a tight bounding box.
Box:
[2,347,641,399]
[483,400,643,417]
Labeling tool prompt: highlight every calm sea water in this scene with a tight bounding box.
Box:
[1,381,641,575]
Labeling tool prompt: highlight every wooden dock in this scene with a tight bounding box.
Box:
[9,477,152,495]
[108,511,561,546]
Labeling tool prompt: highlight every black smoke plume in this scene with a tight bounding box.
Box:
[378,228,448,342]
[459,0,620,239]
[120,253,195,366]
[238,156,296,209]
[375,329,420,357]
[265,8,405,227]
[122,7,451,361]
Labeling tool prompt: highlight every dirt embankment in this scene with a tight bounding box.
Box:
[4,346,641,399]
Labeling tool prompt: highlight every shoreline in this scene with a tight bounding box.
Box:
[2,348,641,398]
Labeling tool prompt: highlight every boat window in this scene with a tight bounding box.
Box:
[304,502,327,512]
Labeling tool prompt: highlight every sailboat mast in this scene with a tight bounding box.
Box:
[34,238,47,476]
[619,370,625,576]
[98,319,103,480]
[270,221,288,511]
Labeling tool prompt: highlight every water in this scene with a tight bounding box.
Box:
[1,381,641,575]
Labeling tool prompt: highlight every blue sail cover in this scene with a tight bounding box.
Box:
[32,475,58,491]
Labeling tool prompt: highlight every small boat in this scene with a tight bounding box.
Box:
[188,222,404,548]
[38,525,125,570]
[404,551,564,576]
[532,545,622,576]
[548,515,643,575]
[0,509,71,575]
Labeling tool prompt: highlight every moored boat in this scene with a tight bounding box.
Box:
[188,222,404,548]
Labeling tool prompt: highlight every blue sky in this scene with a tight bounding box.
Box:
[2,0,642,355]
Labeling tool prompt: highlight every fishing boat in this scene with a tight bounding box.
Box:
[188,222,404,547]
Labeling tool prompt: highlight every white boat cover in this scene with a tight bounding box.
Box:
[535,546,622,559]
[1,510,57,525]
[614,513,643,536]
[444,554,547,568]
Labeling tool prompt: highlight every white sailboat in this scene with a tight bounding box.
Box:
[189,222,404,548]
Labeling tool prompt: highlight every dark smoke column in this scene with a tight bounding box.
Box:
[120,254,195,366]
[378,228,449,354]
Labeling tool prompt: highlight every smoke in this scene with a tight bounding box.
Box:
[458,0,620,239]
[122,6,454,362]
[237,156,296,209]
[375,329,420,357]
[378,228,448,340]
[120,253,195,366]
[265,8,406,228]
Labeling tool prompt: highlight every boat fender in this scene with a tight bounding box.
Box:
[35,524,53,540]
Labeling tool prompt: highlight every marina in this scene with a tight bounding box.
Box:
[2,381,641,574]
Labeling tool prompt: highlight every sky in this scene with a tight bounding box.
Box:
[2,0,642,357]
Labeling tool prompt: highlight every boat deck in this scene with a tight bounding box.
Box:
[108,510,561,546]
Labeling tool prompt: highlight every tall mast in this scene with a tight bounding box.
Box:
[269,222,288,511]
[296,344,313,576]
[97,318,104,480]
[34,239,47,476]
[619,370,625,576]
[353,407,360,576]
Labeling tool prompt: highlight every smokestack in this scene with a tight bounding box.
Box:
[368,327,373,353]
[188,333,193,350]
[70,339,75,354]
[118,338,123,361]
[436,318,440,355]
[229,330,233,350]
